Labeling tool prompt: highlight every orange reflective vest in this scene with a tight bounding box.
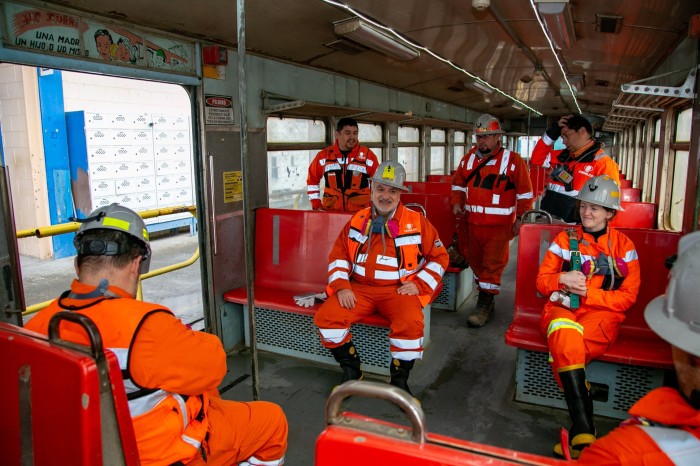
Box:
[23,280,224,466]
[540,140,620,222]
[307,142,379,212]
[451,145,533,226]
[536,226,641,315]
[578,387,700,465]
[327,204,449,307]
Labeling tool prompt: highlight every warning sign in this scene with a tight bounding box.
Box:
[223,171,243,203]
[205,94,234,125]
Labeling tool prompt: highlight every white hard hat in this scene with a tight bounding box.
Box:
[474,114,505,135]
[370,160,408,191]
[645,231,700,357]
[74,203,152,274]
[576,175,624,211]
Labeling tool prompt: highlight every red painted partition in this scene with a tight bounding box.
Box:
[1,322,140,466]
[505,224,679,369]
[612,202,655,229]
[620,187,641,202]
[401,193,456,246]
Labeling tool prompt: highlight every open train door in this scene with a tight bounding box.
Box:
[0,163,24,326]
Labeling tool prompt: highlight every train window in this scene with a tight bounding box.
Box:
[266,117,327,209]
[453,130,467,170]
[429,129,447,175]
[398,125,420,181]
[647,118,662,204]
[358,122,383,161]
[669,107,692,230]
[517,136,540,161]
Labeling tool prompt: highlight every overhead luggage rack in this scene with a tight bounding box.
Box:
[603,66,697,132]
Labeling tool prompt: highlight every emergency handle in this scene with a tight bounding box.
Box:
[325,380,427,444]
[48,311,105,362]
[521,209,553,224]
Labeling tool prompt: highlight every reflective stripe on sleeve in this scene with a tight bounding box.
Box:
[328,260,350,271]
[328,271,349,283]
[425,261,445,277]
[417,270,438,290]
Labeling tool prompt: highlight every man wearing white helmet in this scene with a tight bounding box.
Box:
[315,161,449,396]
[578,231,700,465]
[536,176,641,458]
[451,113,534,327]
[24,204,288,466]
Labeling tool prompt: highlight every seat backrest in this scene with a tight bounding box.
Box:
[620,187,641,202]
[619,179,632,188]
[426,174,453,183]
[612,202,656,229]
[529,166,549,198]
[0,323,139,466]
[405,182,452,195]
[254,208,352,291]
[401,193,456,244]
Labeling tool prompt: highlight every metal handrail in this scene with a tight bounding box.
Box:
[19,205,199,316]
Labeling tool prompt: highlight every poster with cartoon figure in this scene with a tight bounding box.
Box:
[3,1,196,75]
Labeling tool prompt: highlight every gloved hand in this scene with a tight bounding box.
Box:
[545,122,562,141]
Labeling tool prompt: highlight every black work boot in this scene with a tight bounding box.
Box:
[467,291,495,327]
[554,368,596,458]
[330,341,363,383]
[389,358,415,396]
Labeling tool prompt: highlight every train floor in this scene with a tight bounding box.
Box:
[219,237,620,465]
[20,231,621,464]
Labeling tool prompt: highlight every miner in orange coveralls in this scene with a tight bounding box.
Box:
[578,231,700,465]
[536,176,640,458]
[537,114,620,223]
[307,117,380,212]
[451,113,533,328]
[24,204,287,466]
[314,160,449,396]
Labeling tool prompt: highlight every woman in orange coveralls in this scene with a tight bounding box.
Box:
[578,231,700,465]
[536,175,640,458]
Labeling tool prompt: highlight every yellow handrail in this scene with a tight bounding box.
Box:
[19,205,199,316]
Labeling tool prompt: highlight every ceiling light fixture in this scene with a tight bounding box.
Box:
[322,0,542,116]
[463,79,494,95]
[533,0,576,50]
[333,17,419,61]
[529,0,581,113]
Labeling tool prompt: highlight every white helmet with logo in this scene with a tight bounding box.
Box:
[370,160,409,191]
[474,114,505,136]
[645,231,700,357]
[575,175,624,211]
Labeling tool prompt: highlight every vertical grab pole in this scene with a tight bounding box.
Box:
[237,0,260,400]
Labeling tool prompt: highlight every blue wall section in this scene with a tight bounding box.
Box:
[37,68,75,258]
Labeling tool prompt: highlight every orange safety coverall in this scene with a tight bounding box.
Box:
[536,226,640,383]
[578,387,700,465]
[315,203,449,360]
[539,140,620,223]
[451,145,533,294]
[24,280,288,466]
[306,142,379,212]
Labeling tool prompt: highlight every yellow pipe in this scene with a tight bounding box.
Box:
[20,205,199,314]
[16,205,197,239]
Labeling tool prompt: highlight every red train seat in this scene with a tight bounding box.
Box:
[612,202,656,229]
[619,179,632,188]
[316,381,564,466]
[223,208,441,374]
[426,174,453,183]
[620,187,641,202]
[0,314,139,466]
[404,181,452,195]
[505,223,679,369]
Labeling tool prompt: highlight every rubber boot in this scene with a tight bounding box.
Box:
[389,358,416,396]
[467,291,495,327]
[330,341,363,383]
[553,368,596,458]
